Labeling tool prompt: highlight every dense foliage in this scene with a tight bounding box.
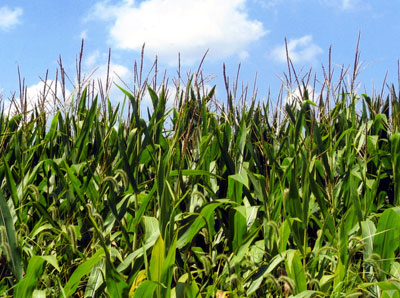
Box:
[1,51,400,297]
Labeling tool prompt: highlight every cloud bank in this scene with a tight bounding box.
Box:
[88,0,266,65]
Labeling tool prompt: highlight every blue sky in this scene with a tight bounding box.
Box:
[0,0,398,111]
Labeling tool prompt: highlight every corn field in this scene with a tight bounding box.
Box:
[1,46,400,297]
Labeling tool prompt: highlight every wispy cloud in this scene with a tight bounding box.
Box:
[0,6,23,31]
[270,35,323,64]
[87,0,267,66]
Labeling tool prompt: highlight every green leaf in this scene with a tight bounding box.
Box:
[232,206,247,252]
[169,169,221,179]
[373,207,400,272]
[15,256,46,298]
[32,289,46,298]
[279,219,291,253]
[133,280,158,298]
[0,191,23,281]
[382,290,400,298]
[40,255,60,272]
[333,259,345,293]
[105,259,129,298]
[149,235,165,284]
[285,250,307,294]
[350,169,363,225]
[361,220,376,258]
[177,202,221,249]
[161,234,177,298]
[84,260,105,298]
[391,262,400,279]
[292,290,324,298]
[131,185,157,228]
[229,170,249,189]
[174,273,200,298]
[231,225,261,267]
[392,134,400,205]
[63,248,105,297]
[3,158,19,209]
[44,110,60,144]
[375,281,400,292]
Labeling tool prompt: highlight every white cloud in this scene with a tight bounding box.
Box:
[0,6,22,31]
[270,35,323,64]
[88,0,266,65]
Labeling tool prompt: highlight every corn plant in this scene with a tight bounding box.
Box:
[0,44,400,297]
